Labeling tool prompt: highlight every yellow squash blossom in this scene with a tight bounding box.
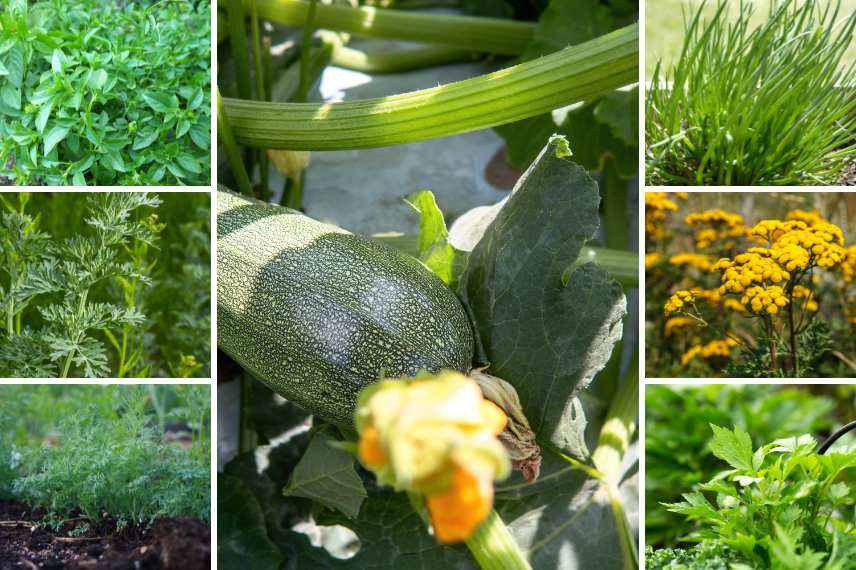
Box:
[355,371,511,543]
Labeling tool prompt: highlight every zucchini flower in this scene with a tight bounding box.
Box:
[355,371,511,543]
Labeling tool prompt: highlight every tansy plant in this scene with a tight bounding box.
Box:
[663,211,848,377]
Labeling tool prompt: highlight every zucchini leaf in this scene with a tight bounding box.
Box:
[405,191,458,287]
[219,475,284,570]
[457,135,627,455]
[283,431,367,520]
[495,0,638,176]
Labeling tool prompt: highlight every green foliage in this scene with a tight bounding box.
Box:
[494,0,638,179]
[218,138,635,570]
[0,192,210,378]
[645,543,747,570]
[645,385,838,546]
[0,384,211,524]
[0,0,211,185]
[658,425,856,569]
[726,319,834,378]
[646,0,856,186]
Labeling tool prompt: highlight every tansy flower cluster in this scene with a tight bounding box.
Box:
[355,371,510,544]
[680,338,739,365]
[664,290,696,316]
[792,285,817,311]
[713,250,789,294]
[684,209,746,249]
[669,253,714,271]
[665,316,695,337]
[842,245,856,283]
[741,285,788,314]
[646,252,661,268]
[646,192,679,238]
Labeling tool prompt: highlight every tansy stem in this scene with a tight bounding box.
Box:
[787,285,798,377]
[766,317,778,373]
[465,510,532,570]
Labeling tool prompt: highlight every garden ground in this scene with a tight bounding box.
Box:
[0,500,209,570]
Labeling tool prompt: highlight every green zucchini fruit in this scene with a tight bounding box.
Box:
[217,189,474,426]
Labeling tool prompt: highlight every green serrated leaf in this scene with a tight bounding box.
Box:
[283,431,366,519]
[709,424,756,473]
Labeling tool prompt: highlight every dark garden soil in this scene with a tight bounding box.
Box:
[0,501,210,570]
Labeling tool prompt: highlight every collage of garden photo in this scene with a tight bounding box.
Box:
[1,0,855,569]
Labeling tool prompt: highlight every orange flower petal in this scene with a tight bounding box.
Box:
[427,466,492,543]
[480,400,508,435]
[358,426,386,467]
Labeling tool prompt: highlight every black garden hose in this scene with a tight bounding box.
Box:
[818,420,856,455]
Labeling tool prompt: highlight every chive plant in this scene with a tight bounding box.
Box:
[646,0,856,186]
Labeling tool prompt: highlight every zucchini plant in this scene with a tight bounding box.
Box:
[218,137,638,569]
[217,2,639,567]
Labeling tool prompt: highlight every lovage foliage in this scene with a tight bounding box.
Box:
[0,0,211,185]
[651,424,856,569]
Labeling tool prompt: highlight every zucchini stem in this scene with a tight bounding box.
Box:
[222,24,639,150]
[218,0,534,55]
[217,88,254,195]
[465,510,532,570]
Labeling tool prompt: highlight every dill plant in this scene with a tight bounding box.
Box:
[4,385,210,525]
[646,0,856,186]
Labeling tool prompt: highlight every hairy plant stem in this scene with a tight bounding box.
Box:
[465,510,532,570]
[222,24,638,150]
[218,0,534,55]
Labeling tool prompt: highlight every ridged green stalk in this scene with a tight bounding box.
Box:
[217,0,534,55]
[466,510,532,570]
[331,44,477,74]
[221,24,638,150]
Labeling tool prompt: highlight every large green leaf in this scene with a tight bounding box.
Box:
[457,136,626,453]
[219,475,284,570]
[283,431,367,520]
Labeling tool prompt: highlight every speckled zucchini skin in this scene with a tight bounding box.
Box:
[217,189,474,426]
